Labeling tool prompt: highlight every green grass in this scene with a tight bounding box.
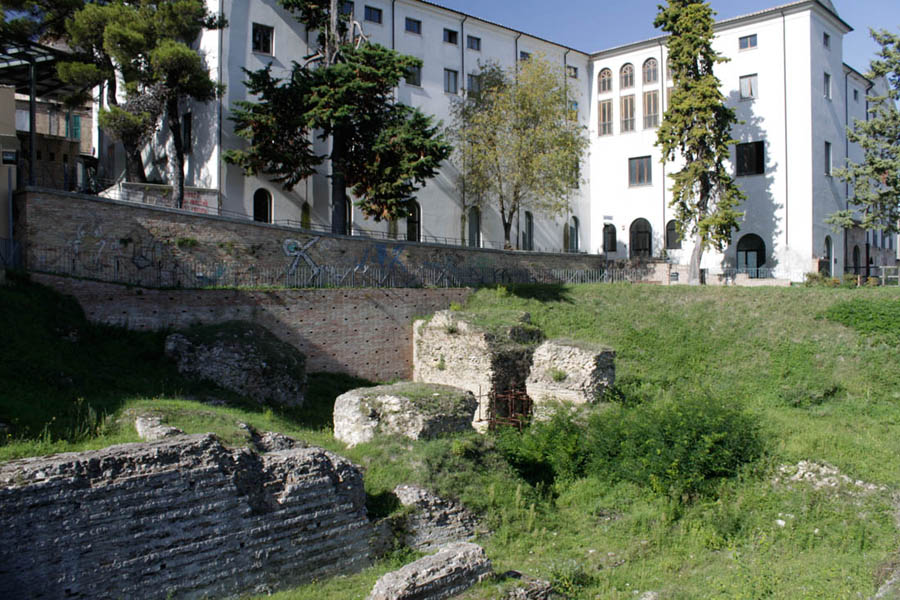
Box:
[4,274,900,599]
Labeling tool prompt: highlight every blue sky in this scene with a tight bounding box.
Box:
[431,0,900,73]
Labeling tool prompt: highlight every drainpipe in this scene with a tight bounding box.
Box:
[864,80,874,278]
[559,48,570,253]
[514,32,522,75]
[217,0,224,211]
[391,0,396,49]
[659,40,666,254]
[460,15,467,77]
[28,58,36,187]
[781,11,789,247]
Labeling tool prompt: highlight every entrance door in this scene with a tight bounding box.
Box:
[736,234,765,278]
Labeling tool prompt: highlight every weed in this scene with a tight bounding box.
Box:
[548,367,568,382]
[175,237,199,249]
[436,354,446,371]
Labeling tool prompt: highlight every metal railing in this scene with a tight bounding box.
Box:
[27,245,649,290]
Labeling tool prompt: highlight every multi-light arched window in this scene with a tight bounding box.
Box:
[598,68,612,93]
[665,220,681,250]
[643,58,658,84]
[737,233,766,277]
[630,218,652,258]
[407,201,421,242]
[569,216,580,252]
[620,64,634,89]
[603,224,617,253]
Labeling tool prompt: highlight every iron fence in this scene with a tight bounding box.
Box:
[27,246,649,290]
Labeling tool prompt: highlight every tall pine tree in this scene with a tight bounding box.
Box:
[655,0,743,284]
[828,29,900,235]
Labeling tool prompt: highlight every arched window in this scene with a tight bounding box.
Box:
[300,201,311,230]
[467,206,481,248]
[852,245,861,274]
[598,68,612,93]
[666,57,673,80]
[643,58,658,84]
[344,196,353,235]
[737,233,766,278]
[629,218,652,258]
[569,216,580,252]
[523,211,534,251]
[665,220,681,250]
[620,64,634,89]
[407,201,421,242]
[824,236,832,277]
[603,224,617,253]
[253,188,272,223]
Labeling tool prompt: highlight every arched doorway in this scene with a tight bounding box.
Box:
[824,236,832,277]
[253,189,272,223]
[629,218,652,258]
[737,234,766,278]
[407,201,421,242]
[468,206,481,248]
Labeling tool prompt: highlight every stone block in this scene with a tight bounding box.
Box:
[366,542,493,600]
[394,484,478,552]
[134,415,183,441]
[333,382,477,448]
[525,339,615,406]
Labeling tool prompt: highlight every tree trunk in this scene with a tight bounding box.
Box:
[167,98,185,209]
[123,144,148,183]
[502,217,513,249]
[331,130,348,235]
[688,231,703,285]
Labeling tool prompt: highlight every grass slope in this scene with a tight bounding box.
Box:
[3,275,900,599]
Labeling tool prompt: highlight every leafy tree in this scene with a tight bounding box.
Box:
[57,0,222,199]
[827,29,900,235]
[655,0,744,284]
[224,0,451,233]
[453,55,588,248]
[0,0,82,43]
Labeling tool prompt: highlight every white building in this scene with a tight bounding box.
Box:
[100,0,895,279]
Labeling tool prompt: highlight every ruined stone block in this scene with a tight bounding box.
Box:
[393,484,478,552]
[525,339,615,406]
[366,542,493,600]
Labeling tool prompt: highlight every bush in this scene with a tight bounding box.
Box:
[585,396,763,498]
[841,274,859,289]
[495,408,588,488]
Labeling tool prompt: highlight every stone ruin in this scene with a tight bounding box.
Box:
[393,484,479,552]
[366,542,493,600]
[0,434,372,600]
[413,310,615,425]
[333,382,477,448]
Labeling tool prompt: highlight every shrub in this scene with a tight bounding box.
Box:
[840,274,858,289]
[867,276,881,287]
[548,368,568,382]
[495,408,588,488]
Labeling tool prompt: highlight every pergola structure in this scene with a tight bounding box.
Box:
[0,40,80,186]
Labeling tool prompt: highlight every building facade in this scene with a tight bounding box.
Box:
[99,0,895,279]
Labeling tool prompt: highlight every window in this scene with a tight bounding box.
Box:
[364,5,382,23]
[65,114,81,140]
[405,64,422,86]
[182,112,192,154]
[468,206,481,247]
[824,72,831,99]
[621,95,635,132]
[823,32,830,48]
[666,220,681,249]
[620,64,634,88]
[642,58,658,84]
[252,23,274,54]
[467,73,481,93]
[253,189,272,223]
[443,28,458,44]
[629,156,652,186]
[598,99,613,136]
[566,65,578,79]
[444,69,458,94]
[853,88,859,102]
[519,51,531,61]
[630,219,652,258]
[407,201,421,242]
[340,1,354,16]
[739,34,757,50]
[736,141,765,176]
[603,224,617,253]
[405,17,421,34]
[643,90,659,128]
[824,141,832,176]
[467,35,481,51]
[523,212,534,251]
[598,68,612,93]
[740,74,758,99]
[666,57,672,80]
[569,217,580,252]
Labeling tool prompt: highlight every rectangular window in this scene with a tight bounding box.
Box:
[853,88,859,102]
[824,72,831,99]
[823,32,831,48]
[444,68,458,94]
[739,34,758,50]
[364,5,382,23]
[65,114,81,140]
[183,112,192,154]
[443,28,458,44]
[740,74,758,99]
[405,64,422,86]
[629,156,652,186]
[467,73,481,93]
[340,1,354,16]
[519,51,531,61]
[825,141,832,175]
[643,90,659,128]
[598,100,613,136]
[621,95,635,132]
[252,23,274,54]
[736,141,764,176]
[467,35,481,51]
[405,17,421,34]
[566,65,578,79]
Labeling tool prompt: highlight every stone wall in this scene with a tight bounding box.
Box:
[33,274,471,381]
[0,434,373,600]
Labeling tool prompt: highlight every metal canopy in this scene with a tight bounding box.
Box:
[0,41,79,99]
